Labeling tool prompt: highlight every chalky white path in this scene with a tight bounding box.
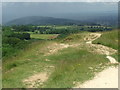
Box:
[75,33,118,88]
[75,66,118,88]
[106,56,118,64]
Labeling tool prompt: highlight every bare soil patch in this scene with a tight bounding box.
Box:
[23,72,49,88]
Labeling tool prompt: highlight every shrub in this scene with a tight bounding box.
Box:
[12,33,30,40]
[2,44,16,57]
[3,37,21,47]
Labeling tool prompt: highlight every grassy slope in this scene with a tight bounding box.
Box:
[60,32,88,44]
[93,30,118,50]
[93,30,119,62]
[44,47,108,88]
[3,32,110,88]
[3,40,55,88]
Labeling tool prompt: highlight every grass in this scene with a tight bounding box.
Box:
[111,53,118,62]
[61,32,88,44]
[3,61,50,88]
[31,34,58,40]
[3,30,115,88]
[54,26,71,29]
[92,30,119,62]
[3,40,54,72]
[3,40,56,88]
[93,30,118,50]
[43,47,108,88]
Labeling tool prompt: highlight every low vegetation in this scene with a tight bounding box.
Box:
[2,25,118,88]
[2,27,31,59]
[31,34,58,40]
[44,47,108,88]
[93,30,119,62]
[93,30,118,50]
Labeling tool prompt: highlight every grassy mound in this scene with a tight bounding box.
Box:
[44,47,108,88]
[3,31,113,88]
[93,30,118,50]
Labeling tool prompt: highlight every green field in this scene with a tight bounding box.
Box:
[31,34,59,39]
[54,26,71,29]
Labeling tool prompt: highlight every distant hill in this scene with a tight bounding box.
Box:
[61,13,117,26]
[5,16,85,26]
[4,15,117,26]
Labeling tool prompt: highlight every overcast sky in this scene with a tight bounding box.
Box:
[2,2,118,23]
[1,0,119,2]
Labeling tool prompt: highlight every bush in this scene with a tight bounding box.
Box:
[2,44,16,57]
[3,37,21,47]
[12,33,30,40]
[2,26,31,58]
[22,33,30,40]
[16,41,28,49]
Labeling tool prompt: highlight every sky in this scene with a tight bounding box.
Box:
[0,0,119,22]
[0,1,119,24]
[2,2,118,22]
[0,3,1,24]
[1,0,119,2]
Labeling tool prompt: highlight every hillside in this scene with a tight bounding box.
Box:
[3,29,118,88]
[5,16,85,26]
[2,2,118,88]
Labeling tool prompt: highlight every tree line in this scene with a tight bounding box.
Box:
[2,26,31,58]
[11,25,112,34]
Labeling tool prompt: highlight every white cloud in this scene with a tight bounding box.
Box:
[1,0,119,2]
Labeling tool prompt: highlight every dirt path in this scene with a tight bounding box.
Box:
[23,65,55,88]
[75,66,118,88]
[23,72,49,88]
[45,33,118,88]
[45,43,70,56]
[23,33,118,88]
[45,43,82,56]
[106,56,118,64]
[75,33,118,88]
[85,33,117,63]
